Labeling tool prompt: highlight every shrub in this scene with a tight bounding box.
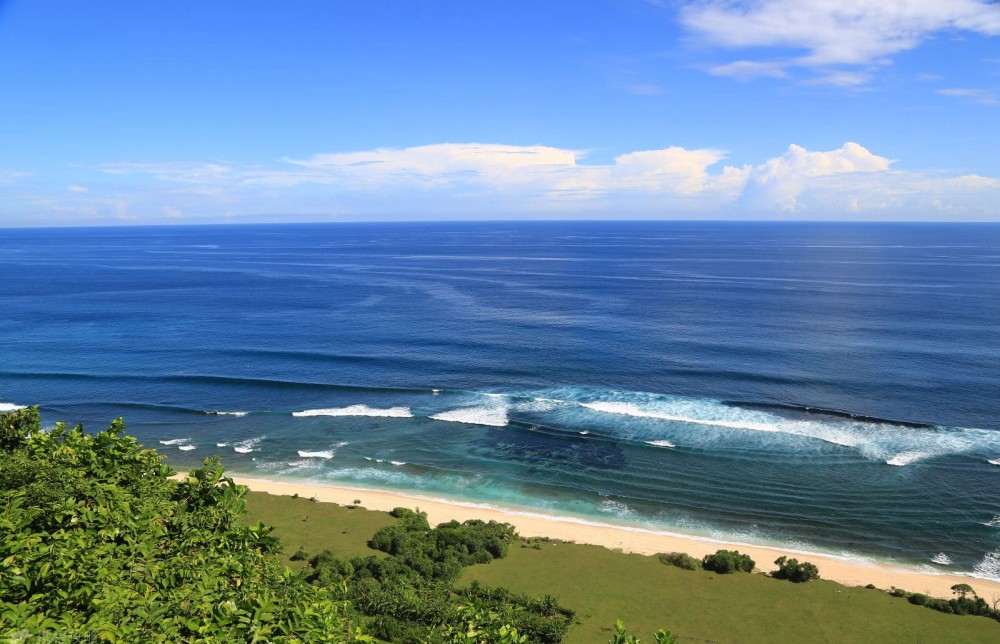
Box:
[658,552,699,571]
[772,556,820,582]
[701,549,755,574]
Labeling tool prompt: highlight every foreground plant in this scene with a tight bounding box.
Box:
[0,406,371,642]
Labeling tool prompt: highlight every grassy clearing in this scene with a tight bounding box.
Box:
[459,540,1000,643]
[245,492,1000,643]
[244,490,395,565]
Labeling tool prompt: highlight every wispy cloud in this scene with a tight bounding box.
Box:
[936,87,1000,105]
[678,0,1000,84]
[708,60,789,80]
[0,170,30,183]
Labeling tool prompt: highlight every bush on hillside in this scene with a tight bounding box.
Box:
[771,556,820,583]
[658,552,699,570]
[701,549,755,574]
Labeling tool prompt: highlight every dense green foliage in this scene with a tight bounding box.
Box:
[0,406,370,641]
[700,549,755,574]
[771,556,820,583]
[306,510,574,643]
[657,552,699,571]
[890,585,1000,622]
[366,508,516,582]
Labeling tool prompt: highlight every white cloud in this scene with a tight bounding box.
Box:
[284,143,579,187]
[679,0,1000,83]
[67,185,88,193]
[739,142,893,211]
[71,141,1000,221]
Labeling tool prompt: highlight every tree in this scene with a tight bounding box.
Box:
[951,583,976,598]
[772,556,820,583]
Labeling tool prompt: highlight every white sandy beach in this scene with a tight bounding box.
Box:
[221,473,1000,600]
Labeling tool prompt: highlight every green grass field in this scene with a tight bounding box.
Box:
[245,491,1000,643]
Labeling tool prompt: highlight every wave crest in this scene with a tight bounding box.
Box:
[293,405,412,418]
[431,404,508,427]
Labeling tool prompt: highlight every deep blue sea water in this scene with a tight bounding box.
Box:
[2,221,999,578]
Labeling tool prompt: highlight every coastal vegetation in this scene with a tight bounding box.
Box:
[0,406,623,642]
[0,407,370,641]
[772,556,821,583]
[4,405,1000,642]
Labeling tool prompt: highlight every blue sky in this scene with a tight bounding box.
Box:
[1,0,998,225]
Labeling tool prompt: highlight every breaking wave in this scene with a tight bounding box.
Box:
[233,437,264,454]
[297,441,349,459]
[885,452,933,467]
[293,405,412,418]
[518,388,1000,466]
[297,450,334,459]
[431,402,509,427]
[973,550,1000,581]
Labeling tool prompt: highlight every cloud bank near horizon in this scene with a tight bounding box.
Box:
[3,141,999,225]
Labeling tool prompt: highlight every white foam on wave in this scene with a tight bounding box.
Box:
[205,411,248,417]
[390,460,406,466]
[159,438,189,445]
[233,437,264,454]
[178,445,196,451]
[293,405,412,418]
[931,552,953,565]
[984,516,1000,528]
[431,403,508,427]
[646,440,675,448]
[297,441,348,459]
[988,458,1000,466]
[580,401,858,447]
[885,451,933,467]
[568,391,1000,466]
[598,498,638,521]
[216,442,229,448]
[0,402,27,412]
[973,549,1000,581]
[298,450,334,459]
[322,467,419,487]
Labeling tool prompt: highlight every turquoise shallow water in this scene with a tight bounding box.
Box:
[1,221,999,577]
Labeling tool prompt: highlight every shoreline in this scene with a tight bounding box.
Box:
[220,472,1000,599]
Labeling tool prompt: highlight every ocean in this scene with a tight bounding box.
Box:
[1,221,999,579]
